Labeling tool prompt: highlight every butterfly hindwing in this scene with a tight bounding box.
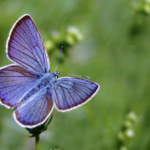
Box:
[14,88,54,128]
[0,65,38,108]
[6,14,50,75]
[52,77,100,111]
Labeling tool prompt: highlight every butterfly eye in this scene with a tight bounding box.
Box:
[53,72,60,78]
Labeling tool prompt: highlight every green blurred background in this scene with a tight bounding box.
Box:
[0,0,150,149]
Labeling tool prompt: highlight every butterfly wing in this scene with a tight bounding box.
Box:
[13,88,54,128]
[52,77,100,111]
[6,14,50,75]
[0,65,38,108]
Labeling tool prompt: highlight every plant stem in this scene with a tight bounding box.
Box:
[35,134,40,150]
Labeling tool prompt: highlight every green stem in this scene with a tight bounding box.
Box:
[35,134,40,150]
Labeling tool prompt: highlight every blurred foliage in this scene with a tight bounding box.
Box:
[117,111,137,150]
[0,0,150,150]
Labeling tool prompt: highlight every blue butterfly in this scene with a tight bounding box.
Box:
[0,14,100,128]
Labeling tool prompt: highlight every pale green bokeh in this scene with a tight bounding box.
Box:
[0,0,149,149]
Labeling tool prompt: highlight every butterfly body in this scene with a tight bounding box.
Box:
[0,14,100,128]
[14,72,58,110]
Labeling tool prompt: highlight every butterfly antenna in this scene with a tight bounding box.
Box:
[54,46,63,72]
[60,73,90,79]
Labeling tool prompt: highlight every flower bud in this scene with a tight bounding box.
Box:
[44,40,54,51]
[120,146,128,150]
[126,112,137,123]
[125,129,134,138]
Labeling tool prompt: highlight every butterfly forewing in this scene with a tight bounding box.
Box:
[6,14,50,75]
[0,65,37,108]
[52,77,100,111]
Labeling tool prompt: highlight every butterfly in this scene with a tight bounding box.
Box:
[0,14,100,128]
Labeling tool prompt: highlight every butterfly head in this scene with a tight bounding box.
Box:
[53,72,60,78]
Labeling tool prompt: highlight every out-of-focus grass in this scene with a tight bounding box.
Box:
[0,0,150,149]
